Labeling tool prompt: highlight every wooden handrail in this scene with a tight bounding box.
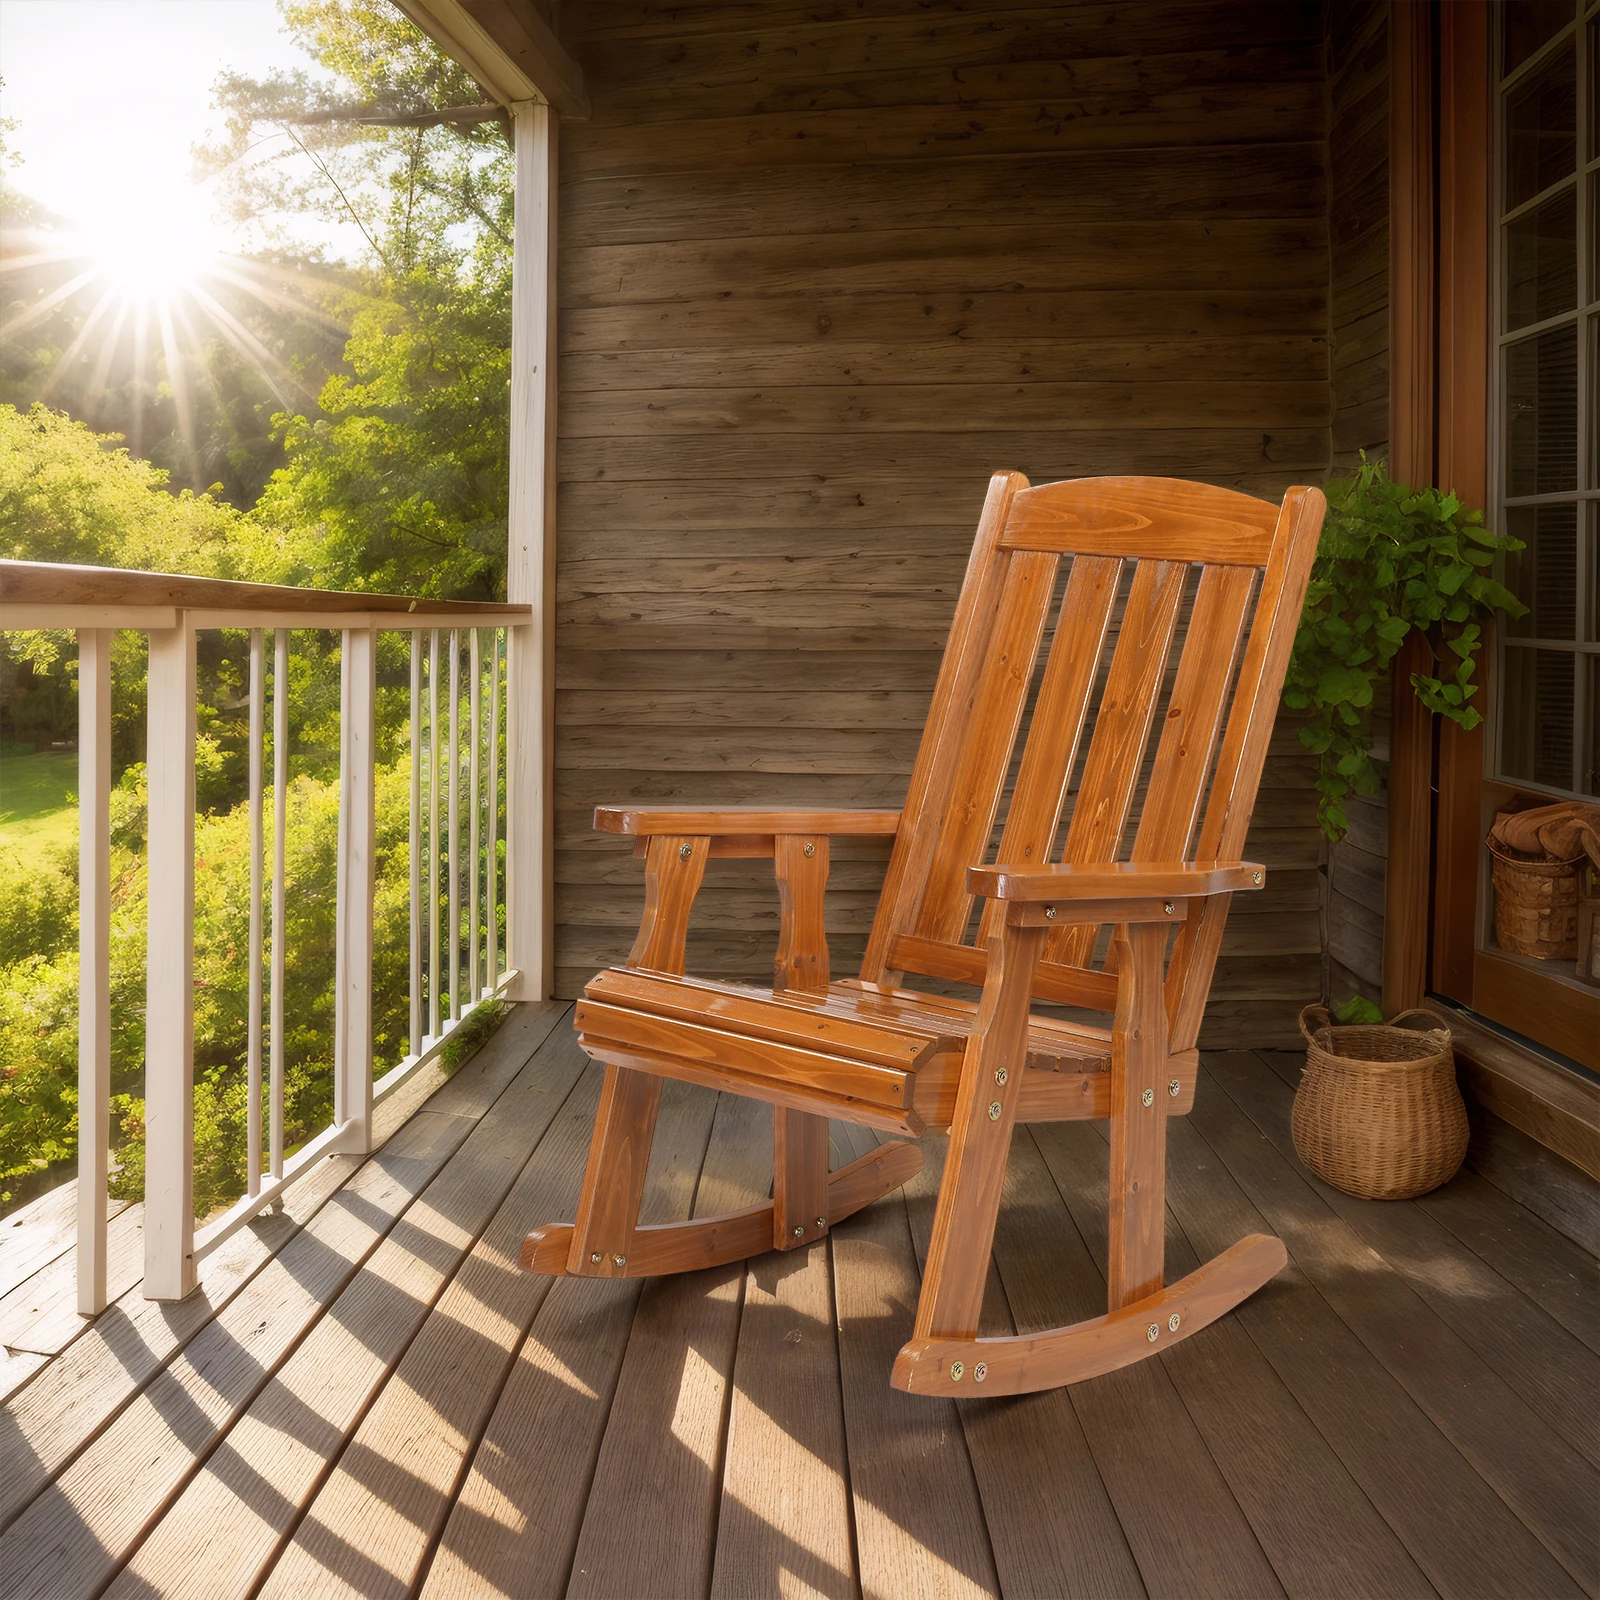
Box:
[0,559,530,617]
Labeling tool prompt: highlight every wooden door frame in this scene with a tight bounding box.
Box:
[1387,0,1600,1069]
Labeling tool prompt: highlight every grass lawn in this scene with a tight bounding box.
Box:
[0,750,79,852]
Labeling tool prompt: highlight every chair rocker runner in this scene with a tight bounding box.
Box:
[524,473,1327,1397]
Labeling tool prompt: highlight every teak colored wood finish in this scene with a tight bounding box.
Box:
[532,475,1326,1396]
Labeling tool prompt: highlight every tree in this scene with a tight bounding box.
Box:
[200,0,514,600]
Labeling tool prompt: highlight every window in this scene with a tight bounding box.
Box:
[1493,1,1600,799]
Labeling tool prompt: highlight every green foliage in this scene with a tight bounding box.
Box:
[1331,995,1385,1025]
[1285,456,1528,838]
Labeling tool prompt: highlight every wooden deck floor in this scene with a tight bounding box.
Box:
[1,1001,1596,1600]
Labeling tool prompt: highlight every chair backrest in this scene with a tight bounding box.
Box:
[859,473,1326,1053]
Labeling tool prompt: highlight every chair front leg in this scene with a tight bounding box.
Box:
[912,916,1045,1344]
[1107,920,1170,1308]
[627,834,709,974]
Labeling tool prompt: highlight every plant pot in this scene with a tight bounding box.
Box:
[1292,1005,1468,1200]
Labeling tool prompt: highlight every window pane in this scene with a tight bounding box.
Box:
[1504,185,1577,328]
[1504,2,1573,74]
[1505,503,1579,636]
[1505,45,1577,209]
[1586,656,1599,797]
[1501,646,1577,787]
[1587,503,1598,641]
[1505,326,1579,494]
[1591,19,1599,161]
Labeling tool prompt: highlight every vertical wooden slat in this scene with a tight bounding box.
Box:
[487,627,501,990]
[1167,488,1326,1050]
[428,629,441,1043]
[773,833,830,993]
[1132,565,1258,862]
[861,469,1028,982]
[912,548,1059,945]
[246,629,264,1198]
[76,627,111,1316]
[1106,921,1169,1309]
[145,616,196,1301]
[270,629,287,1181]
[1047,559,1188,967]
[469,627,482,1002]
[447,629,460,1023]
[409,632,422,1060]
[335,628,376,1154]
[977,555,1121,944]
[627,835,709,974]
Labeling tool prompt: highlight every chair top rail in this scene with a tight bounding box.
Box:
[1000,475,1280,565]
[0,559,530,619]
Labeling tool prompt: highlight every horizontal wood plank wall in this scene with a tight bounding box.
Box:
[554,0,1332,1045]
[1323,0,1392,1008]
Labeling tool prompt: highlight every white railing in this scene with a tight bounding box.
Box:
[0,562,536,1308]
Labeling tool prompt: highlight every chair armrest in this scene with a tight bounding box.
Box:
[966,860,1264,902]
[595,805,901,837]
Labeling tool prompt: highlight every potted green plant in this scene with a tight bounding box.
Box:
[1284,454,1528,840]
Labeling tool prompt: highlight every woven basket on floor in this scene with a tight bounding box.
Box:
[1292,1005,1468,1201]
[1487,841,1582,959]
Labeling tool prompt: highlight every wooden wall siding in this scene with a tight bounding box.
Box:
[553,0,1332,1045]
[1324,0,1392,1006]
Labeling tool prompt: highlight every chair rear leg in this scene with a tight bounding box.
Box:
[1107,921,1169,1308]
[773,1107,831,1250]
[912,925,1045,1344]
[565,1063,663,1276]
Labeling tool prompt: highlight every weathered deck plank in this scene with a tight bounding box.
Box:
[106,1021,589,1599]
[2,1029,1596,1600]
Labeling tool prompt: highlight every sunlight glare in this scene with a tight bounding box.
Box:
[84,210,224,303]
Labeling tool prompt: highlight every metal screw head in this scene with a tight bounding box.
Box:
[950,1361,964,1381]
[678,842,692,861]
[815,1217,827,1229]
[994,1066,1008,1086]
[974,1362,988,1383]
[1168,1077,1181,1098]
[612,1253,627,1267]
[590,1252,602,1264]
[1168,1312,1181,1332]
[1147,1323,1160,1343]
[988,1101,1002,1121]
[1252,870,1263,885]
[1141,1087,1155,1108]
[1163,900,1175,916]
[793,1225,806,1238]
[1044,905,1056,919]
[802,841,816,857]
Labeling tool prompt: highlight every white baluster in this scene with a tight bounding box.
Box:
[409,632,422,1060]
[270,629,287,1180]
[447,629,460,1023]
[469,627,481,1002]
[505,621,539,998]
[77,627,111,1316]
[247,629,264,1197]
[487,627,501,990]
[334,628,376,1154]
[144,617,196,1300]
[428,629,440,1044]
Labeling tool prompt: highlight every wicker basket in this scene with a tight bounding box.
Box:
[1487,840,1582,959]
[1291,1005,1468,1201]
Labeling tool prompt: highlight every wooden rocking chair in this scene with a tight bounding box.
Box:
[525,473,1326,1397]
